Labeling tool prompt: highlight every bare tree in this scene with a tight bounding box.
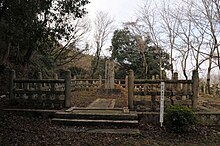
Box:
[178,0,220,93]
[213,0,220,69]
[52,16,91,66]
[136,0,220,85]
[138,1,164,79]
[91,11,115,78]
[199,0,220,93]
[123,20,150,79]
[160,3,180,78]
[168,0,207,80]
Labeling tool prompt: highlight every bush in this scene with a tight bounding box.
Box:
[165,105,198,133]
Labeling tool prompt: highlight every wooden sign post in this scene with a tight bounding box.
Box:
[160,82,165,127]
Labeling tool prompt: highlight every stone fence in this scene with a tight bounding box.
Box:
[71,76,104,91]
[9,70,71,109]
[127,70,199,110]
[8,69,199,110]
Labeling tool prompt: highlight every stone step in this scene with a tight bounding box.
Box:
[54,111,138,120]
[87,128,140,135]
[52,126,140,135]
[52,118,139,127]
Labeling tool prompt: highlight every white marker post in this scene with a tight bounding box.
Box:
[160,82,165,127]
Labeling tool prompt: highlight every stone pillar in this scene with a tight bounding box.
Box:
[99,75,102,88]
[54,73,58,79]
[37,72,42,90]
[128,70,134,109]
[173,72,181,100]
[151,95,156,111]
[173,72,178,80]
[9,70,16,100]
[192,70,199,109]
[203,83,206,94]
[65,70,71,108]
[152,75,155,80]
[105,59,115,90]
[125,75,128,90]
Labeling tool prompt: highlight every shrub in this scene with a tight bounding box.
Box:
[165,105,198,133]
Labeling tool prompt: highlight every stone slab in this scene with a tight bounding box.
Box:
[87,98,115,109]
[88,128,140,135]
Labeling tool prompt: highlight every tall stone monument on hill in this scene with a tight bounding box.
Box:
[105,59,115,90]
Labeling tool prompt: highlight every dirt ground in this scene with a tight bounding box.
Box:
[1,91,220,145]
[0,109,220,146]
[198,94,220,112]
[72,90,220,112]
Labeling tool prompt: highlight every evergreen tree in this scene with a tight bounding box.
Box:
[111,28,170,79]
[0,0,89,66]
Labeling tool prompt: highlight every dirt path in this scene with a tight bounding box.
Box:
[198,95,220,112]
[87,98,116,109]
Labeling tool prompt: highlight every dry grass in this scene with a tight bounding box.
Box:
[70,88,128,108]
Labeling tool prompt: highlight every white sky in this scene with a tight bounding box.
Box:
[84,0,220,79]
[85,0,145,56]
[86,0,144,26]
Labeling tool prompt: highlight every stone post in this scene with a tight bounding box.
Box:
[37,72,42,90]
[9,70,16,100]
[65,70,71,108]
[203,83,206,94]
[192,70,199,109]
[173,72,181,100]
[54,73,58,90]
[105,59,115,90]
[125,75,128,90]
[73,76,76,86]
[54,73,58,79]
[173,72,178,80]
[36,72,43,101]
[99,75,102,88]
[152,75,155,80]
[54,73,60,100]
[128,70,134,109]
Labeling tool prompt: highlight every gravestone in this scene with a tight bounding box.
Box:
[101,59,122,95]
[105,59,115,90]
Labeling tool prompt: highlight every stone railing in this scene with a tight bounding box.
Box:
[126,70,199,110]
[9,70,71,109]
[71,76,104,91]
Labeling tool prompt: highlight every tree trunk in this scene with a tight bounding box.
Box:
[217,46,220,70]
[91,55,100,78]
[1,42,11,65]
[206,57,212,94]
[23,48,33,66]
[183,69,188,80]
[170,50,174,78]
[91,42,101,78]
[182,53,188,80]
[141,52,148,79]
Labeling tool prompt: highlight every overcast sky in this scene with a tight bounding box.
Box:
[85,0,146,56]
[84,0,220,78]
[86,0,144,25]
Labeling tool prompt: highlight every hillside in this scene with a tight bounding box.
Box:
[73,53,94,71]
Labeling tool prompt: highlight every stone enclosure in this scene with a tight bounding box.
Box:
[7,68,220,126]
